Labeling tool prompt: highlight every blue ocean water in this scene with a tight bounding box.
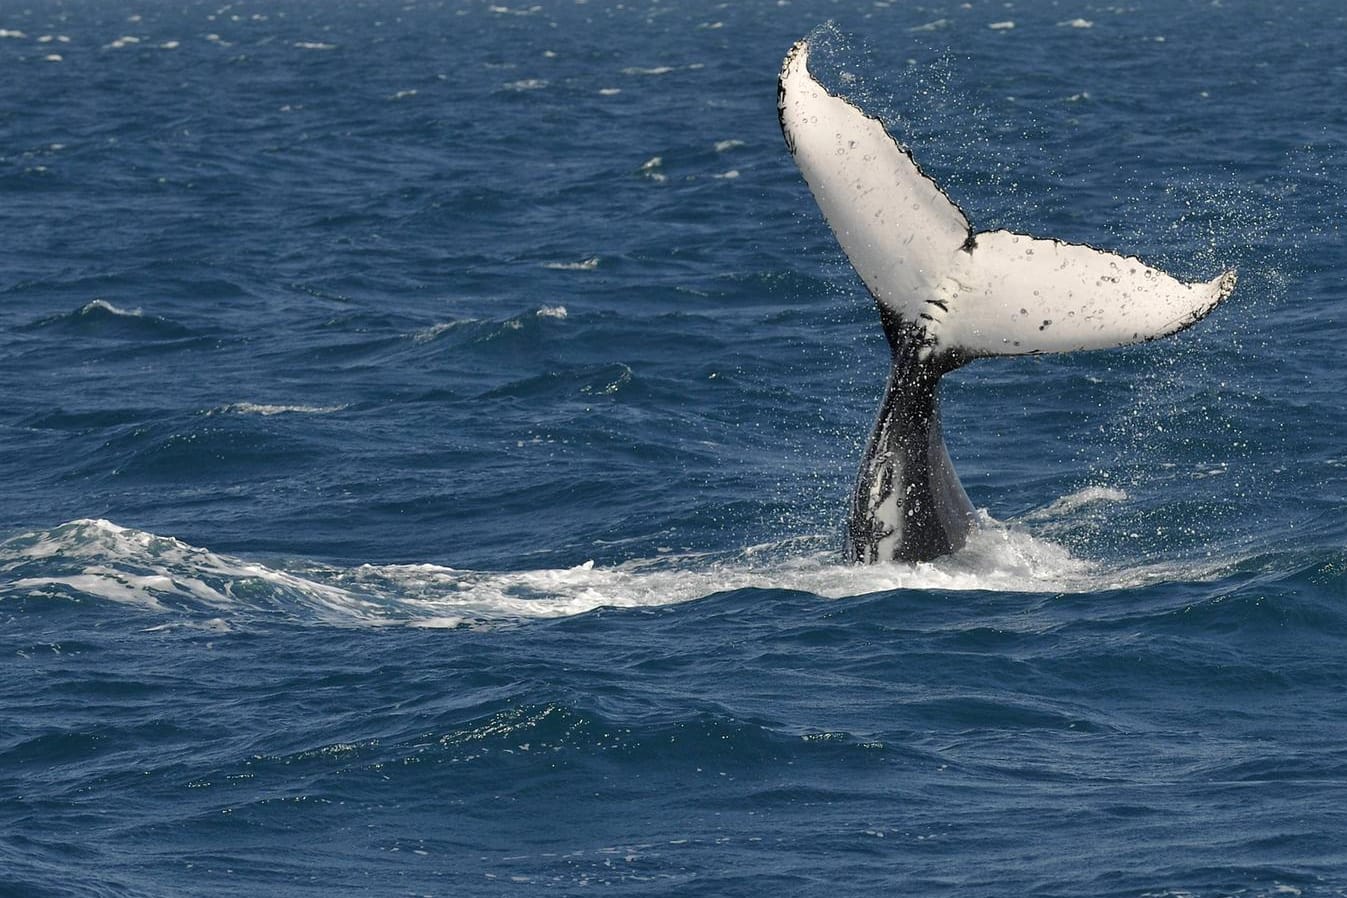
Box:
[3,0,1347,894]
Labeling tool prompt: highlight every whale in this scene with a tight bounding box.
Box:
[777,38,1237,564]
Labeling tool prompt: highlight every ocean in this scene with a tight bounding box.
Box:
[3,0,1346,894]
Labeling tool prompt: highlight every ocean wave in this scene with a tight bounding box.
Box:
[411,306,568,346]
[22,299,196,340]
[413,702,918,769]
[1021,486,1130,521]
[411,319,471,343]
[488,4,543,15]
[236,699,923,783]
[542,256,599,271]
[479,362,636,400]
[0,520,365,620]
[209,402,348,417]
[0,514,1273,630]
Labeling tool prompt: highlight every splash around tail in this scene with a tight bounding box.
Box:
[777,36,1236,563]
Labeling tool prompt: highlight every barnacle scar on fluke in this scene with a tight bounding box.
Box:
[777,37,1236,564]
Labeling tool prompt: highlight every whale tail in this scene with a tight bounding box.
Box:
[777,38,1236,563]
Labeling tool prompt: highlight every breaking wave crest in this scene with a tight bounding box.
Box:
[0,511,1245,629]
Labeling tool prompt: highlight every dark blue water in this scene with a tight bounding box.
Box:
[4,1,1347,895]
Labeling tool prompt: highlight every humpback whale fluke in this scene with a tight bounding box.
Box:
[777,38,1237,564]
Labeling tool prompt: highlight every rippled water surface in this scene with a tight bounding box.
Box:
[4,1,1347,895]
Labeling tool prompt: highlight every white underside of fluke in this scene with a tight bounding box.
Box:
[778,40,1236,360]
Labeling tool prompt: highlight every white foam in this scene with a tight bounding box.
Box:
[535,304,568,318]
[1021,486,1129,521]
[639,156,666,183]
[0,29,28,39]
[989,21,1016,31]
[622,66,675,76]
[543,257,598,271]
[214,402,347,417]
[2,520,379,623]
[294,41,335,50]
[0,514,1242,630]
[13,571,171,611]
[413,318,482,342]
[1059,18,1094,28]
[81,298,142,317]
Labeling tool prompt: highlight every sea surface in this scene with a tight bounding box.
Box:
[3,0,1347,895]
